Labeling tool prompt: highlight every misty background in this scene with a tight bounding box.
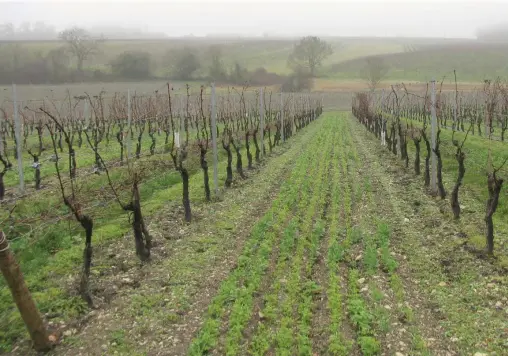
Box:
[2,1,508,39]
[2,1,508,92]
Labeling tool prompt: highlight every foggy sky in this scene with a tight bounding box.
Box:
[2,0,508,38]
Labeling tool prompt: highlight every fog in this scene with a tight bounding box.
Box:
[1,0,508,39]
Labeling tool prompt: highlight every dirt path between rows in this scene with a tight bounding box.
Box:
[350,116,459,355]
[350,115,506,355]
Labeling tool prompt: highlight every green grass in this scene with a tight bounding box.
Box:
[339,123,385,355]
[269,121,331,355]
[347,270,375,340]
[377,224,398,274]
[353,114,508,355]
[190,115,349,355]
[0,117,279,352]
[325,122,352,355]
[189,120,322,355]
[400,115,508,255]
[194,113,508,355]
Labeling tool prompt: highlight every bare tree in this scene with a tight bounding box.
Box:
[363,56,389,91]
[59,27,103,73]
[287,36,333,77]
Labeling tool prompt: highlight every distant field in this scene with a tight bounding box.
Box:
[312,78,484,92]
[0,79,485,104]
[329,42,508,82]
[0,80,189,102]
[0,80,284,102]
[6,37,411,77]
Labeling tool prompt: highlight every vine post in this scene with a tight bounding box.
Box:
[320,93,324,116]
[13,84,24,193]
[260,87,265,158]
[211,83,219,196]
[280,92,285,142]
[0,111,3,156]
[454,75,458,131]
[430,78,437,194]
[292,93,296,135]
[179,94,184,143]
[126,89,132,161]
[84,99,90,129]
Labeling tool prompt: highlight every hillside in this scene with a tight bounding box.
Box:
[0,36,444,78]
[328,41,508,82]
[2,36,502,89]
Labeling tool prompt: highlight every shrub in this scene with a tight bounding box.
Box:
[110,51,152,79]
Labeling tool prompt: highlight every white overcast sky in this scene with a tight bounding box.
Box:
[1,0,508,38]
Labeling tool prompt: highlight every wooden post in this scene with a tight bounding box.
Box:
[126,89,132,160]
[12,85,24,193]
[210,83,219,196]
[259,88,265,158]
[0,232,51,352]
[430,79,437,194]
[280,92,285,142]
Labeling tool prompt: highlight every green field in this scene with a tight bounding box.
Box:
[329,42,508,82]
[4,37,405,76]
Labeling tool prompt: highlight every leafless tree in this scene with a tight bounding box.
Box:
[363,56,389,92]
[287,36,333,77]
[59,27,103,73]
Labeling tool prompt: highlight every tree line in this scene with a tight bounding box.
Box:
[0,28,337,90]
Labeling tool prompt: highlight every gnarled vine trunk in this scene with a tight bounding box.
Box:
[245,132,253,169]
[78,216,94,307]
[116,131,124,165]
[450,149,465,219]
[252,129,261,162]
[181,168,191,222]
[413,138,421,175]
[200,145,211,202]
[232,140,246,179]
[422,130,431,187]
[123,179,152,261]
[485,172,503,254]
[0,172,5,200]
[433,131,446,199]
[222,141,233,187]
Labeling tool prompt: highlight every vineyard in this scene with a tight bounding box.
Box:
[353,78,508,256]
[0,84,322,353]
[1,80,508,356]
